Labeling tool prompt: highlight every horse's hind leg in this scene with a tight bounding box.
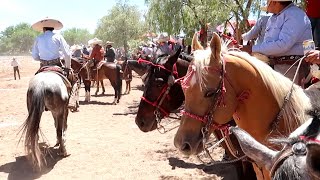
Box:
[101,80,105,95]
[95,80,99,95]
[53,108,69,156]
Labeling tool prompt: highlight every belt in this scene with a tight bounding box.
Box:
[269,55,303,65]
[40,58,61,66]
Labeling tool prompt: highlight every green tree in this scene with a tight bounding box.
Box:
[95,0,146,56]
[145,0,265,45]
[62,28,93,46]
[0,23,39,54]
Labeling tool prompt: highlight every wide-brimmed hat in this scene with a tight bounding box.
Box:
[157,34,169,43]
[88,38,103,46]
[70,44,82,51]
[106,41,114,45]
[32,17,63,32]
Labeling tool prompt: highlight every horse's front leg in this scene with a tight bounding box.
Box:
[101,80,105,95]
[84,81,91,102]
[95,80,99,95]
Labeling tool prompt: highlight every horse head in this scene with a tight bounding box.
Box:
[135,47,185,132]
[230,109,320,180]
[174,32,238,155]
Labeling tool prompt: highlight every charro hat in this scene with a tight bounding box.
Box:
[32,17,63,32]
[106,41,114,45]
[157,34,169,43]
[88,38,103,46]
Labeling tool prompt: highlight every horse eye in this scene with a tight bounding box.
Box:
[155,78,165,87]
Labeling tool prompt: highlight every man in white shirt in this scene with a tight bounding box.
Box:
[32,17,71,71]
[31,17,79,112]
[11,57,20,80]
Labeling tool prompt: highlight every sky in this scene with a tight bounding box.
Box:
[0,0,147,34]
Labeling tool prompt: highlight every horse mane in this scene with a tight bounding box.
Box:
[192,40,311,135]
[228,51,311,134]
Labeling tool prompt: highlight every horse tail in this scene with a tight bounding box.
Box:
[21,87,46,170]
[116,64,122,100]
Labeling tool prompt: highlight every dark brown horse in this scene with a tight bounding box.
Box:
[94,61,122,104]
[71,58,91,101]
[135,48,256,179]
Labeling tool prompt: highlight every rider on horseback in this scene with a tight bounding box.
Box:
[31,17,79,112]
[104,41,116,63]
[84,38,105,80]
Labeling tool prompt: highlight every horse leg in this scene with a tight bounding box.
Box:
[101,80,105,95]
[110,81,118,105]
[128,80,131,94]
[125,81,129,94]
[84,80,91,102]
[53,106,69,156]
[95,80,99,95]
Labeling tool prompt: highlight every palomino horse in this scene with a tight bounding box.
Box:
[230,109,320,179]
[91,61,122,104]
[174,32,319,180]
[20,68,71,170]
[135,48,256,179]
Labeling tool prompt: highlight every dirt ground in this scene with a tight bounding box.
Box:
[0,56,239,180]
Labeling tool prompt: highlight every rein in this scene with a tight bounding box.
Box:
[270,56,306,134]
[138,58,182,133]
[181,55,246,164]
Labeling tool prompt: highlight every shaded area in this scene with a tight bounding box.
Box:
[168,157,239,180]
[79,100,115,106]
[0,143,67,180]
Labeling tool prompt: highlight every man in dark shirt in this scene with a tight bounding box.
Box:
[104,41,116,62]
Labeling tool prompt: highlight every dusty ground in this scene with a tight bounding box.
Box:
[0,56,239,180]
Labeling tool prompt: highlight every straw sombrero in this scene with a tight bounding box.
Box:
[70,44,82,51]
[106,41,114,45]
[157,34,169,43]
[88,38,103,46]
[32,17,63,32]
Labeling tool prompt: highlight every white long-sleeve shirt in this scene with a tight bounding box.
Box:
[11,59,19,67]
[32,30,71,68]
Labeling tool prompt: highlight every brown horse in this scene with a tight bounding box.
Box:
[116,60,132,94]
[174,33,320,179]
[135,48,256,179]
[94,61,122,104]
[71,58,91,101]
[230,109,320,179]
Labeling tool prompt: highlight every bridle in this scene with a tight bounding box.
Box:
[139,57,181,132]
[180,55,246,164]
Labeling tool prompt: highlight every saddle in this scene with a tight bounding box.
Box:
[36,66,74,90]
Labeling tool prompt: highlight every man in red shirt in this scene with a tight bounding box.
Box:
[85,38,104,80]
[306,0,320,48]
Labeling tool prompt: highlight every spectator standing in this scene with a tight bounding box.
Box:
[11,57,20,80]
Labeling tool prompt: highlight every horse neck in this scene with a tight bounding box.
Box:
[226,58,281,143]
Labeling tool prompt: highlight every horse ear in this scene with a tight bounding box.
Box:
[209,32,222,60]
[167,46,182,67]
[306,143,320,178]
[230,127,277,170]
[191,33,203,51]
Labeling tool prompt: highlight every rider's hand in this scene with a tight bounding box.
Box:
[305,50,320,64]
[239,44,252,54]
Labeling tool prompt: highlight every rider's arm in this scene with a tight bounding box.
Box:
[32,38,40,61]
[59,35,71,69]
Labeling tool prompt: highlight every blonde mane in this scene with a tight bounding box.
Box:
[192,42,311,134]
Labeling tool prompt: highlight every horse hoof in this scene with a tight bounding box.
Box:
[102,91,105,95]
[95,92,98,96]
